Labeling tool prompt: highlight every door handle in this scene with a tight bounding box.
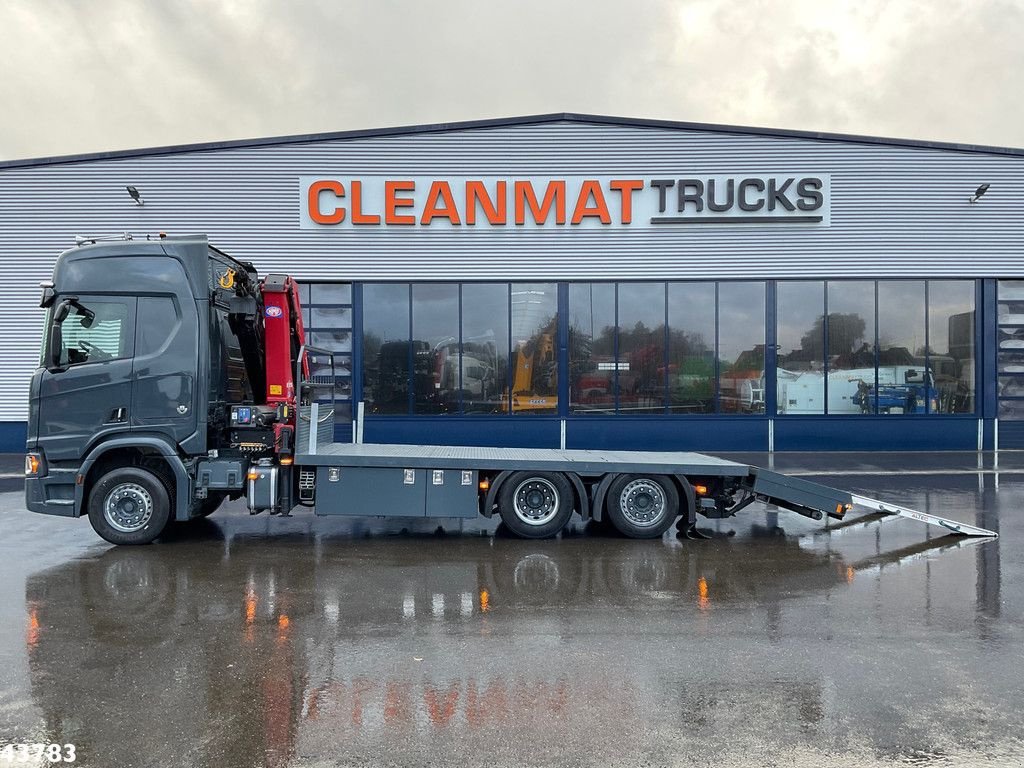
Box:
[107,407,127,423]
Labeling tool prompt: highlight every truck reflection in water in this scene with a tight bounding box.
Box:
[23,516,998,767]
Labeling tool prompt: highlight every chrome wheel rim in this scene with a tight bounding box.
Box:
[512,478,560,526]
[619,479,666,527]
[104,483,154,533]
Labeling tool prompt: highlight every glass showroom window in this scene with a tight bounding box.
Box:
[510,283,558,415]
[569,281,763,416]
[776,281,825,414]
[411,284,459,414]
[718,282,766,414]
[569,283,616,414]
[362,282,551,417]
[362,284,410,414]
[775,280,876,416]
[569,283,667,415]
[878,280,929,413]
[462,284,510,414]
[929,281,975,414]
[775,279,975,416]
[617,283,667,414]
[827,280,876,414]
[667,282,715,414]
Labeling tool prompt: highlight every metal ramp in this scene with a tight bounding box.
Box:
[749,468,998,538]
[847,493,997,538]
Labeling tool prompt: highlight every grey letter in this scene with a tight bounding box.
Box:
[678,179,705,213]
[767,177,796,211]
[797,178,824,211]
[650,179,675,213]
[738,179,765,211]
[706,179,735,212]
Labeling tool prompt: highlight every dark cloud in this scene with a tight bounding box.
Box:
[0,0,1022,160]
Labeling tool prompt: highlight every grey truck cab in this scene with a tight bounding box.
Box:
[25,235,264,543]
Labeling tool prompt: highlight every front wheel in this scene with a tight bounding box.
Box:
[87,467,172,545]
[497,471,575,539]
[606,474,679,539]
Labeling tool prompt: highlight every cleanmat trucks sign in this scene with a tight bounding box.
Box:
[300,175,831,229]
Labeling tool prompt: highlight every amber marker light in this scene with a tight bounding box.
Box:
[479,478,490,491]
[697,577,710,611]
[26,605,40,649]
[694,484,708,496]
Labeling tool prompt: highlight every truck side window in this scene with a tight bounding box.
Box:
[59,301,130,366]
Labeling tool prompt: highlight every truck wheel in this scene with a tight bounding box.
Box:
[606,474,679,539]
[497,471,574,539]
[87,467,172,545]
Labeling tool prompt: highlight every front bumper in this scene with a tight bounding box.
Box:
[25,473,79,517]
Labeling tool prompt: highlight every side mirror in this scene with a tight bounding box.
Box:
[46,299,73,373]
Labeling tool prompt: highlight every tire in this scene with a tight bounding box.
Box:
[87,467,172,545]
[605,474,679,539]
[497,471,575,539]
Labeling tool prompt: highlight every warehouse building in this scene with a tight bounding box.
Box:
[1,114,1022,453]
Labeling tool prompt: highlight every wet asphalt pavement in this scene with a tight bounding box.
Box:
[0,454,1022,767]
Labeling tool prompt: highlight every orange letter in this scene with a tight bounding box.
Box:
[350,180,380,225]
[308,180,345,224]
[423,682,461,727]
[466,181,507,225]
[420,181,461,225]
[609,179,644,224]
[385,181,416,225]
[514,180,566,225]
[571,180,612,224]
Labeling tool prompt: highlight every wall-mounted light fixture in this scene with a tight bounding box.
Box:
[969,183,990,203]
[126,185,145,206]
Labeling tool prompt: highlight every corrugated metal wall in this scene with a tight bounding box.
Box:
[1,118,1022,422]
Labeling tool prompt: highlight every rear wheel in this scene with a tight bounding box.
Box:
[497,471,574,539]
[606,474,679,539]
[87,467,172,545]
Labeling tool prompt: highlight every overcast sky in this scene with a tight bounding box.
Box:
[1,0,1022,161]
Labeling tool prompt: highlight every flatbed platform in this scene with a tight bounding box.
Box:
[298,443,752,477]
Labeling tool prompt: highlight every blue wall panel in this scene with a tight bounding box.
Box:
[996,421,1024,449]
[566,417,769,452]
[773,417,979,451]
[0,422,26,453]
